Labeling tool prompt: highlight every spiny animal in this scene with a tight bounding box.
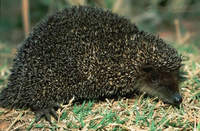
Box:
[0,6,183,122]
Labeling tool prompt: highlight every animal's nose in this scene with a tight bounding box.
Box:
[173,93,182,105]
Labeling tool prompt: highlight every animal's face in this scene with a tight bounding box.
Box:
[140,66,182,106]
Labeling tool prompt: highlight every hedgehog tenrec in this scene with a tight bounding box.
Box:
[0,6,182,122]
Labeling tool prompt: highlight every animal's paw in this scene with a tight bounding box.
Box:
[33,103,62,124]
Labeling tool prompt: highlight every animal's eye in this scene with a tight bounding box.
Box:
[142,65,154,73]
[151,73,159,83]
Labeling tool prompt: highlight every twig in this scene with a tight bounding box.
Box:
[93,0,106,8]
[22,0,30,37]
[12,123,26,130]
[67,0,86,6]
[57,97,74,122]
[174,19,181,43]
[6,112,23,131]
[174,19,191,44]
[112,0,123,13]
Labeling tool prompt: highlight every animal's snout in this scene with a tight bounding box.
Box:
[173,93,182,105]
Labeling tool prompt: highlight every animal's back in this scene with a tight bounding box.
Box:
[0,6,139,110]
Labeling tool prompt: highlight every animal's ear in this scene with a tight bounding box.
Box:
[142,65,154,73]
